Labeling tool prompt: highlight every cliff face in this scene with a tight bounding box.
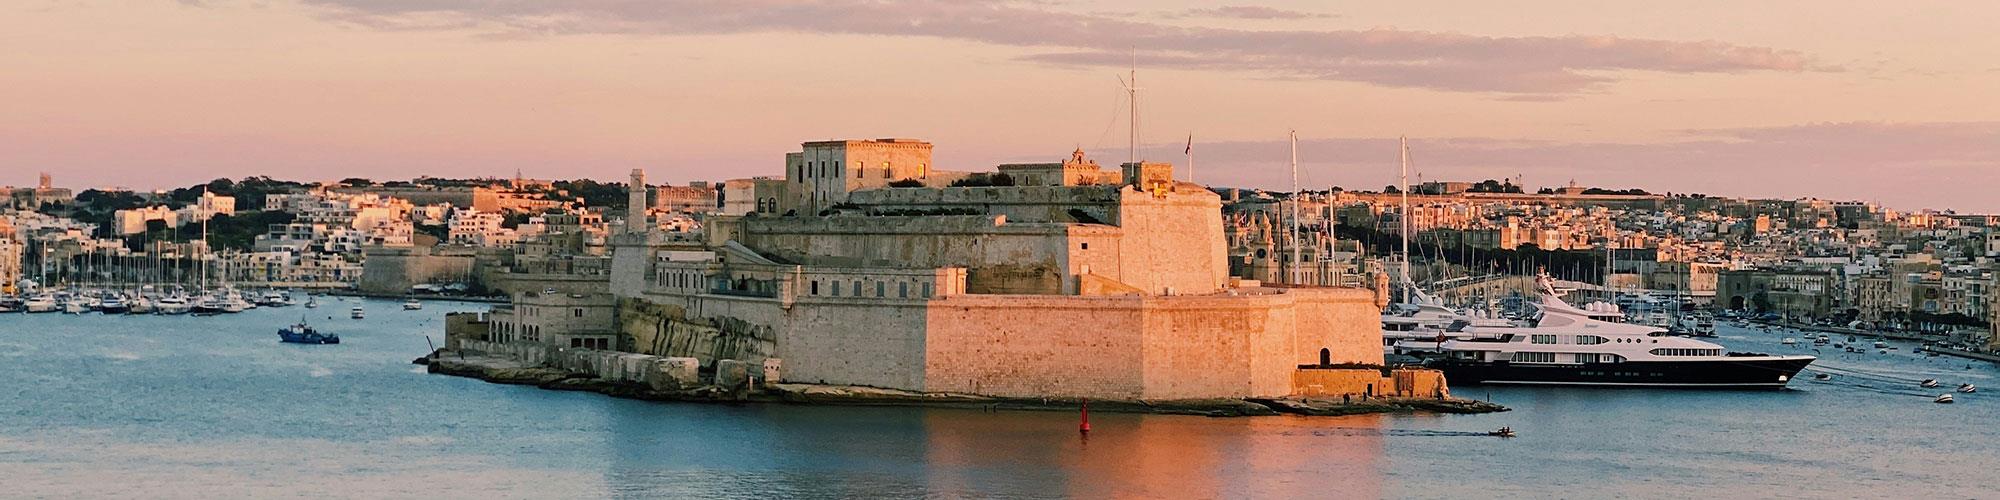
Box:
[620,299,777,366]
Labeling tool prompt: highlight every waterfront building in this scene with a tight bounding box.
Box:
[0,214,20,293]
[488,291,618,350]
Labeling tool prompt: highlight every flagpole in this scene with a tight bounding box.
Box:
[1185,133,1195,183]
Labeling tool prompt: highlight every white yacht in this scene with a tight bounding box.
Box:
[1426,274,1816,389]
[1381,287,1518,354]
[155,295,192,315]
[23,294,59,313]
[350,306,366,319]
[402,298,423,310]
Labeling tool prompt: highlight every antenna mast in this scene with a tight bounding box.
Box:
[1118,56,1142,167]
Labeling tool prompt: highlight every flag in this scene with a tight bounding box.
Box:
[1184,134,1192,154]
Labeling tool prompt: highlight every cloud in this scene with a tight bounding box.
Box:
[292,0,1821,96]
[1169,6,1334,20]
[1159,122,2000,212]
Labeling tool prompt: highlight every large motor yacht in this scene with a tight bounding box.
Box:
[1426,274,1815,389]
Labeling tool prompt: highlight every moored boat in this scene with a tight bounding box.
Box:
[23,294,58,313]
[278,321,340,344]
[402,298,423,310]
[1427,273,1815,389]
[350,306,365,319]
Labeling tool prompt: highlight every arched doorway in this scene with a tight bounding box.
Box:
[1319,348,1331,366]
[1729,296,1746,310]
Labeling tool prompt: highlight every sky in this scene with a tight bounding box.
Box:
[2,1,1997,212]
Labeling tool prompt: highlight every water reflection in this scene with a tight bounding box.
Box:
[923,410,1386,499]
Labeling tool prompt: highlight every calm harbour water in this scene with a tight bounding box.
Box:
[1,298,1995,499]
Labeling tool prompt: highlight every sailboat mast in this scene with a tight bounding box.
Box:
[1399,136,1412,303]
[1290,130,1301,284]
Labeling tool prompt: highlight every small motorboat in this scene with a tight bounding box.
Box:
[304,297,319,309]
[1921,379,1940,388]
[1935,394,1955,404]
[349,307,365,319]
[1489,427,1516,438]
[1813,373,1832,381]
[278,321,340,344]
[1874,341,1889,349]
[402,298,423,310]
[1959,384,1977,393]
[1781,338,1798,345]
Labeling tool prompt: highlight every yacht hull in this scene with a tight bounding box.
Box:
[1431,357,1815,389]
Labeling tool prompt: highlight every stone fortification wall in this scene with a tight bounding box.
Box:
[358,246,475,294]
[922,295,1150,398]
[741,216,1084,294]
[1292,368,1448,399]
[1288,287,1389,367]
[626,290,930,390]
[483,271,611,297]
[922,287,1381,400]
[1110,186,1228,295]
[843,186,1118,223]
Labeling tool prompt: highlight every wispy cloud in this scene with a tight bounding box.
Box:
[290,0,1823,96]
[1166,6,1334,20]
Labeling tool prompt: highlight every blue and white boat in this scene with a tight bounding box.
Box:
[278,321,340,345]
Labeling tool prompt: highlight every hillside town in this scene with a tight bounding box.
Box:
[4,142,1998,366]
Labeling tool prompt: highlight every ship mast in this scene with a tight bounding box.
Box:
[1290,130,1301,285]
[1399,136,1412,304]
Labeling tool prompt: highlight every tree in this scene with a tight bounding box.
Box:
[1383,185,1401,194]
[888,179,925,188]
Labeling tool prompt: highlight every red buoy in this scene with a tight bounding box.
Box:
[1079,398,1091,434]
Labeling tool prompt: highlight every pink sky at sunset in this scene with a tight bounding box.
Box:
[3,1,1996,212]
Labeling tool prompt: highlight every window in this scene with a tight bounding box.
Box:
[831,281,841,297]
[1531,334,1558,345]
[1515,352,1556,363]
[922,282,933,298]
[1650,348,1721,357]
[899,282,908,298]
[852,281,862,296]
[1081,242,1089,250]
[1577,335,1606,345]
[573,308,583,318]
[811,281,820,295]
[1575,353,1601,363]
[876,281,885,297]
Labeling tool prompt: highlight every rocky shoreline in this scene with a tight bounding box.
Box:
[418,349,1509,417]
